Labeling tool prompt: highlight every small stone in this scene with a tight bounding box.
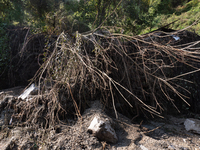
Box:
[140,145,148,150]
[184,118,200,134]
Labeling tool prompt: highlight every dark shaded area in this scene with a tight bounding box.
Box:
[142,28,200,115]
[0,26,57,90]
[102,27,200,118]
[159,29,200,114]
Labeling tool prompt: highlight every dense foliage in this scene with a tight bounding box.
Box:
[63,0,199,34]
[1,0,197,34]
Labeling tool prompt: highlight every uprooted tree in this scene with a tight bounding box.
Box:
[4,26,200,129]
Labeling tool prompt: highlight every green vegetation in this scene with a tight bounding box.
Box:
[1,0,200,34]
[141,0,200,34]
[0,0,200,86]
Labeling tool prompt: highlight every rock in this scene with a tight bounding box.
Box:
[18,84,39,100]
[184,118,200,134]
[88,115,118,144]
[85,100,118,144]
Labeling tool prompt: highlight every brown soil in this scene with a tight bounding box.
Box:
[0,87,200,150]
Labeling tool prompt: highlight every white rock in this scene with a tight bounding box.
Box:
[18,84,38,100]
[184,118,200,134]
[140,145,149,150]
[87,115,118,143]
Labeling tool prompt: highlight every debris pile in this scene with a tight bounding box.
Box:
[1,26,200,138]
[1,26,200,148]
[2,27,200,127]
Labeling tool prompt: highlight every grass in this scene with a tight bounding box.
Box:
[140,0,200,35]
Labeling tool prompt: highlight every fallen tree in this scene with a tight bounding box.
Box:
[3,26,200,129]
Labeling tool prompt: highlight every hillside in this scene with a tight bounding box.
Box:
[141,0,200,34]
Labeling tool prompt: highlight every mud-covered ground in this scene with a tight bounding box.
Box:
[0,87,200,150]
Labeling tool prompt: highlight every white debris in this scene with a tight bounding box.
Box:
[172,35,180,41]
[140,145,149,150]
[183,139,186,143]
[18,84,38,100]
[9,117,12,125]
[87,115,118,143]
[184,118,200,134]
